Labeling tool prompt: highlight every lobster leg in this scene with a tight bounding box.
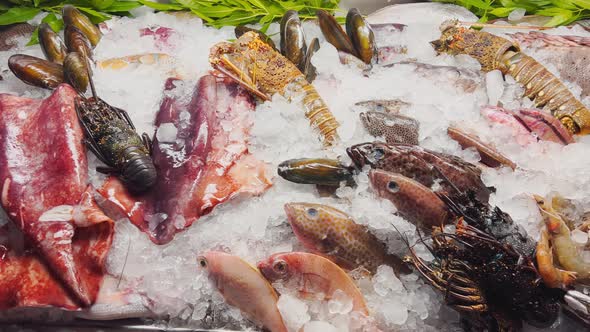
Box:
[142,133,153,155]
[112,105,136,130]
[83,138,110,166]
[96,166,119,175]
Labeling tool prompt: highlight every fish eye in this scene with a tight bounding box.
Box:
[387,181,400,193]
[307,208,318,218]
[373,147,385,160]
[273,260,287,273]
[197,256,208,269]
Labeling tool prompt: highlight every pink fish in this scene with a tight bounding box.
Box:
[99,75,271,244]
[198,251,287,332]
[482,106,574,145]
[0,84,114,309]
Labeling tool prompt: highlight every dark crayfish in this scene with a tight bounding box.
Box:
[438,190,536,258]
[76,75,157,194]
[404,219,561,331]
[431,20,590,135]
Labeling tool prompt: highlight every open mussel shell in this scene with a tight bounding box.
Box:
[303,37,320,82]
[64,52,91,93]
[38,23,67,64]
[65,25,93,60]
[317,9,357,57]
[278,158,356,187]
[281,10,307,71]
[8,54,64,89]
[235,26,276,50]
[346,8,377,65]
[62,5,101,47]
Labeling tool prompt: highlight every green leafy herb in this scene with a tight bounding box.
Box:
[436,0,590,26]
[0,6,40,25]
[1,0,342,46]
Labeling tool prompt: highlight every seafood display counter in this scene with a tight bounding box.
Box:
[2,2,590,332]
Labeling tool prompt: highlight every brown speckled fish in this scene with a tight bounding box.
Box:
[447,126,516,169]
[348,141,490,201]
[360,111,420,145]
[284,202,410,274]
[369,169,449,229]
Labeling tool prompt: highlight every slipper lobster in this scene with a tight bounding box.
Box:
[431,20,590,136]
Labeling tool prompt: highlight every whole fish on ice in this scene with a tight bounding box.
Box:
[348,142,491,201]
[198,251,287,332]
[284,202,410,274]
[257,252,369,316]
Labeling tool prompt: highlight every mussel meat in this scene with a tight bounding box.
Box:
[64,52,91,93]
[62,5,101,47]
[38,23,67,64]
[8,54,64,89]
[64,25,93,60]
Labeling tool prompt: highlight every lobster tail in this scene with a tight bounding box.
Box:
[120,146,157,194]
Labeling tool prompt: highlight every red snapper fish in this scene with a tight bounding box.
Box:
[99,75,272,244]
[0,84,114,309]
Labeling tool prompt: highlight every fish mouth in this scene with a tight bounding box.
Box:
[283,203,296,221]
[346,146,367,169]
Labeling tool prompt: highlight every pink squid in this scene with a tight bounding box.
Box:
[0,84,114,309]
[99,75,272,244]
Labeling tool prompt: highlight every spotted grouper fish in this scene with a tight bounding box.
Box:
[348,141,491,201]
[369,169,449,229]
[284,202,410,274]
[360,111,420,145]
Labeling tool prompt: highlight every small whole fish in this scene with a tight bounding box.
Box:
[360,111,420,145]
[447,126,516,169]
[197,251,288,332]
[354,99,410,114]
[257,252,369,315]
[284,202,410,274]
[369,169,449,229]
[482,106,574,145]
[348,141,490,201]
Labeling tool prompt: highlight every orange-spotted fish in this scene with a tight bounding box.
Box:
[197,251,287,332]
[257,252,369,315]
[284,202,410,274]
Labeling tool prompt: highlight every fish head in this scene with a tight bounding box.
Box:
[284,203,349,253]
[369,169,408,200]
[347,141,394,169]
[516,109,574,145]
[257,252,294,283]
[359,112,386,135]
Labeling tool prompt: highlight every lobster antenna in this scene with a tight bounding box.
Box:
[85,56,98,99]
[459,22,551,30]
[116,233,132,290]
